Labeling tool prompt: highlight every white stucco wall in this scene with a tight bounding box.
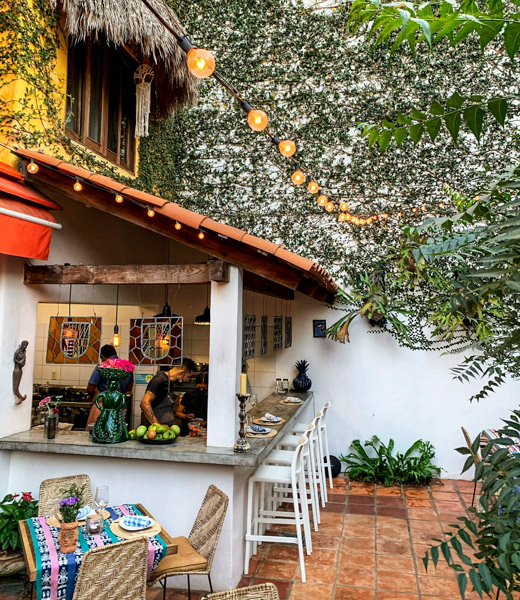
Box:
[275,293,520,479]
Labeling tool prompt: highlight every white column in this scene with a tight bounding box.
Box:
[207,265,243,447]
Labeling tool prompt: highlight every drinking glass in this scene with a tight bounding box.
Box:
[94,486,109,512]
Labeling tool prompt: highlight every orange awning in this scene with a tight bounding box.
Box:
[0,163,61,260]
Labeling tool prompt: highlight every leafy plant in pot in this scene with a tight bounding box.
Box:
[0,492,38,576]
[57,483,85,554]
[293,360,311,392]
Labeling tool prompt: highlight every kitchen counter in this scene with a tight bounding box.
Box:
[0,392,314,467]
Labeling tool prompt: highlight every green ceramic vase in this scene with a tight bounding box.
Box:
[92,368,129,444]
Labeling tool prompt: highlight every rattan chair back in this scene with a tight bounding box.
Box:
[203,582,280,600]
[72,538,148,600]
[188,484,229,570]
[38,474,94,516]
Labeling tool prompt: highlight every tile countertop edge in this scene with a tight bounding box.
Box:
[0,392,313,468]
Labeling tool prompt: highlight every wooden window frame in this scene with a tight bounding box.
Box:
[66,39,137,173]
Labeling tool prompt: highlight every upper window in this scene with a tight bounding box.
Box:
[65,38,137,172]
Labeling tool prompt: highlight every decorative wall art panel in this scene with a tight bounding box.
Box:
[243,314,256,360]
[47,317,102,364]
[285,316,292,349]
[129,317,183,365]
[260,316,268,356]
[273,316,283,351]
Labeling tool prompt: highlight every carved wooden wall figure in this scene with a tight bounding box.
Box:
[13,340,28,405]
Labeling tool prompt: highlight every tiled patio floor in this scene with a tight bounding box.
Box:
[0,478,477,600]
[143,477,478,600]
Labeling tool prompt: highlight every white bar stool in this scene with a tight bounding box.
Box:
[263,421,320,531]
[244,436,310,582]
[291,402,333,491]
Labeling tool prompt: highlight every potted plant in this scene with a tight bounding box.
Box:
[58,494,81,553]
[38,395,61,439]
[0,492,38,576]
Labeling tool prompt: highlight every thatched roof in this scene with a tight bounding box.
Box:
[53,0,198,116]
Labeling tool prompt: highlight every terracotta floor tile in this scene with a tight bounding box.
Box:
[342,536,376,552]
[344,521,375,538]
[307,548,339,564]
[349,485,375,497]
[377,516,409,529]
[410,530,444,544]
[378,593,419,600]
[409,520,443,533]
[236,576,252,588]
[404,489,431,499]
[376,487,403,497]
[376,526,410,542]
[289,582,333,600]
[349,495,375,505]
[378,507,407,519]
[376,540,412,556]
[334,586,375,600]
[331,486,348,495]
[336,567,376,588]
[146,590,161,600]
[318,522,344,536]
[334,477,349,486]
[256,559,298,580]
[434,501,464,512]
[377,555,415,573]
[454,480,477,492]
[418,576,460,597]
[377,497,405,507]
[339,551,376,570]
[164,592,201,600]
[345,514,375,525]
[329,493,348,503]
[417,557,458,577]
[406,498,433,508]
[350,482,375,491]
[265,545,301,562]
[347,504,376,516]
[323,503,346,513]
[247,556,262,575]
[251,578,291,600]
[312,533,341,549]
[377,571,418,593]
[407,508,438,521]
[431,491,461,502]
[321,512,345,523]
[296,563,337,583]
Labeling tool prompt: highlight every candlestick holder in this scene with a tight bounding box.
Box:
[234,393,251,453]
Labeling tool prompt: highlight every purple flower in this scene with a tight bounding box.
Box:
[59,496,79,506]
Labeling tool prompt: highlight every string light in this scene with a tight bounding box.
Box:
[325,201,335,212]
[438,202,445,209]
[73,178,82,192]
[338,213,346,222]
[27,160,39,174]
[278,140,296,157]
[187,48,215,78]
[174,221,182,230]
[247,109,268,131]
[291,170,305,185]
[383,213,389,219]
[112,325,121,348]
[317,194,327,206]
[308,181,319,194]
[339,202,349,212]
[421,205,427,211]
[115,194,124,203]
[411,207,418,213]
[198,230,205,240]
[147,208,155,217]
[360,218,367,225]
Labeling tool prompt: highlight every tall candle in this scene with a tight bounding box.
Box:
[240,373,247,395]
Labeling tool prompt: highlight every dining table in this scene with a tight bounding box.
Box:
[18,503,178,600]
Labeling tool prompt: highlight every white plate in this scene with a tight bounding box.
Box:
[260,417,281,423]
[119,516,153,531]
[285,397,301,403]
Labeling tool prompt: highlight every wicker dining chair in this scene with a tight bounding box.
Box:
[202,583,280,600]
[38,474,94,516]
[149,484,229,600]
[72,538,148,600]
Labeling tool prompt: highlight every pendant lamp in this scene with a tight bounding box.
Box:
[112,284,121,347]
[194,285,210,325]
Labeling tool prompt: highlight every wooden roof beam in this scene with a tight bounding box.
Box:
[243,271,294,300]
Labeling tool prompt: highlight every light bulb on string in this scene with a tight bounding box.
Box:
[412,207,418,213]
[346,214,352,221]
[438,202,445,209]
[278,140,296,157]
[73,178,82,192]
[383,213,389,219]
[317,194,327,206]
[325,202,334,213]
[308,181,319,194]
[112,325,121,348]
[115,194,124,203]
[174,221,182,230]
[247,109,268,131]
[291,170,305,185]
[421,205,427,211]
[27,160,39,174]
[367,217,373,224]
[147,208,155,217]
[360,218,367,225]
[198,230,205,240]
[187,48,216,78]
[339,202,349,212]
[338,213,346,222]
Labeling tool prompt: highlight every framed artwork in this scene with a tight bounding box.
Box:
[313,319,326,338]
[243,314,256,360]
[285,316,292,349]
[273,316,283,350]
[260,315,268,356]
[47,316,102,364]
[129,316,183,366]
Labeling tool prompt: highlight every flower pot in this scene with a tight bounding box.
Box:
[58,521,78,554]
[46,415,57,440]
[0,550,25,576]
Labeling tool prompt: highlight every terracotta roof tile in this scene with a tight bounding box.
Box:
[274,247,315,272]
[120,187,167,208]
[88,173,127,193]
[158,203,206,230]
[202,219,247,242]
[15,148,64,168]
[57,162,95,180]
[242,234,281,256]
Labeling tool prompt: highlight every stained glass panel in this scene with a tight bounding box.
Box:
[129,317,183,366]
[243,314,256,360]
[260,315,268,356]
[285,316,292,349]
[47,317,102,364]
[273,315,283,351]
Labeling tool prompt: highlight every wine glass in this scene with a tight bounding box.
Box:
[94,486,109,513]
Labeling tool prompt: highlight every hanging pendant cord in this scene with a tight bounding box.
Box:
[68,284,72,319]
[115,284,120,327]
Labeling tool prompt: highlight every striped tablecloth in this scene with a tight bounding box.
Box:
[482,428,520,454]
[27,504,167,600]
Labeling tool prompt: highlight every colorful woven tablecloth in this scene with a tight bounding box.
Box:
[482,429,520,455]
[27,504,167,600]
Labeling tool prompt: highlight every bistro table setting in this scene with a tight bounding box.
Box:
[18,481,177,600]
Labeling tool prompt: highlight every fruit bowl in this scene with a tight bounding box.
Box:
[138,436,178,445]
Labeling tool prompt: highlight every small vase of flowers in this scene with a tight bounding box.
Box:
[38,396,61,439]
[58,495,81,553]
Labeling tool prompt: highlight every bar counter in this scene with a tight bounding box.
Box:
[0,391,314,467]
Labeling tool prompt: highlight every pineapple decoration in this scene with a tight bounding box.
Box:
[293,359,312,393]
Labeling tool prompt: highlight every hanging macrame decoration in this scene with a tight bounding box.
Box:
[134,65,154,138]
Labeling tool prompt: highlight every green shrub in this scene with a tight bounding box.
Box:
[339,435,441,486]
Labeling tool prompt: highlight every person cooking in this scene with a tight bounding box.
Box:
[86,344,133,428]
[176,372,208,436]
[140,358,196,426]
